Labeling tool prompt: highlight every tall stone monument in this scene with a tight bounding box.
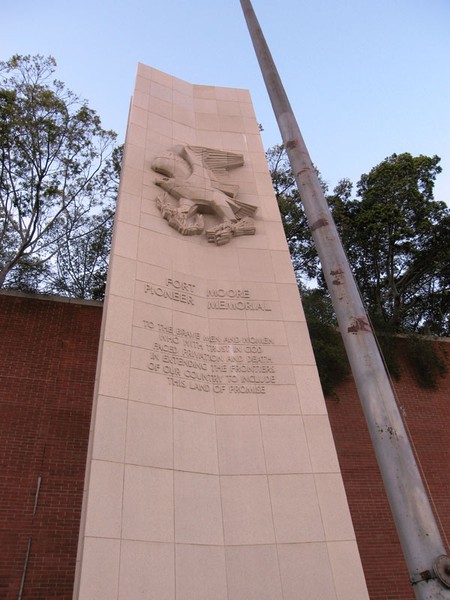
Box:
[74,64,369,599]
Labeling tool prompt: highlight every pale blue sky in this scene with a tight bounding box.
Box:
[3,0,450,202]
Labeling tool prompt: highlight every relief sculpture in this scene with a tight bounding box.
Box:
[151,145,257,245]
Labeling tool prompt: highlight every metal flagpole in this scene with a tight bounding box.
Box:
[239,1,450,598]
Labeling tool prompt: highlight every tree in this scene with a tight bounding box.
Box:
[340,153,449,334]
[49,206,114,300]
[269,146,450,336]
[270,146,449,389]
[267,144,325,283]
[48,145,122,299]
[301,287,350,396]
[0,55,117,292]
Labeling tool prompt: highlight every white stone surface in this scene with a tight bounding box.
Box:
[75,64,369,599]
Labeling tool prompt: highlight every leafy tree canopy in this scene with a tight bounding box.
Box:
[269,145,450,337]
[0,54,119,296]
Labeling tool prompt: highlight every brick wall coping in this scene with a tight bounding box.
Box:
[0,289,103,308]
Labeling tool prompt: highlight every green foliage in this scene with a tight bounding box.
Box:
[49,207,114,300]
[269,145,450,337]
[0,54,118,296]
[369,319,401,381]
[48,145,122,300]
[266,144,323,282]
[344,153,449,335]
[404,336,448,389]
[269,145,450,390]
[301,288,350,397]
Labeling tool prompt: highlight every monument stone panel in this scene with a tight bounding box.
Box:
[74,64,369,599]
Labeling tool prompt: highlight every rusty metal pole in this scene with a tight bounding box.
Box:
[239,1,450,598]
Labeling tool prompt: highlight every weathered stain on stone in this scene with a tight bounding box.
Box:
[286,139,298,149]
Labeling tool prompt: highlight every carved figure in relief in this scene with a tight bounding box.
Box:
[151,145,257,245]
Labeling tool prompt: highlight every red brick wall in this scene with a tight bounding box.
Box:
[1,292,449,599]
[0,293,102,600]
[326,340,450,600]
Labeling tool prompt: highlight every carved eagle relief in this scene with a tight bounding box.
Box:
[151,145,257,245]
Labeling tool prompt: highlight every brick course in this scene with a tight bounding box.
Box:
[0,293,101,600]
[327,339,450,600]
[0,292,448,599]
